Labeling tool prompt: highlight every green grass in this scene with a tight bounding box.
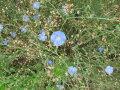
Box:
[0,0,120,89]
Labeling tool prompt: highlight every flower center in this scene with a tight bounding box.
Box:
[56,37,61,40]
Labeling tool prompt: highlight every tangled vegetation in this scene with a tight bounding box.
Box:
[0,0,120,89]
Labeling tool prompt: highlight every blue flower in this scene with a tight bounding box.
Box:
[62,6,68,14]
[20,26,27,33]
[48,60,53,64]
[0,24,3,32]
[3,40,10,45]
[57,85,64,90]
[23,15,29,22]
[50,31,66,46]
[105,66,114,75]
[38,33,47,41]
[33,2,40,9]
[98,46,104,52]
[10,32,16,38]
[68,66,77,76]
[34,14,39,20]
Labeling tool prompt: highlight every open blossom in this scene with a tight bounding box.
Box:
[33,2,40,9]
[3,40,10,45]
[105,66,114,75]
[38,33,47,41]
[62,6,68,14]
[98,46,104,52]
[57,85,64,90]
[34,14,39,20]
[23,15,29,22]
[50,31,66,46]
[48,60,53,65]
[68,66,77,76]
[20,26,27,33]
[10,32,16,38]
